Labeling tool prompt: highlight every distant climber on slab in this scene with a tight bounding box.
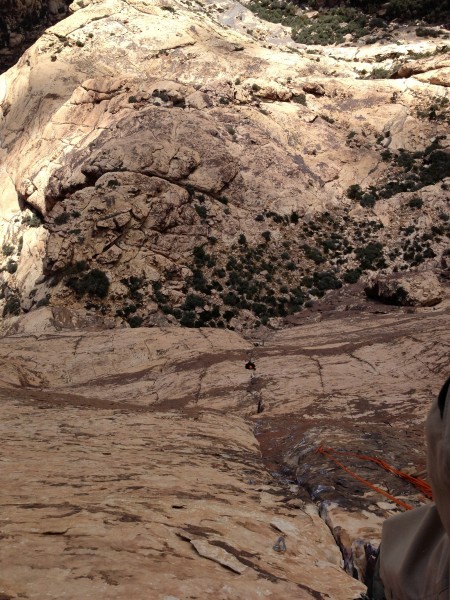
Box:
[245,360,256,371]
[370,375,450,600]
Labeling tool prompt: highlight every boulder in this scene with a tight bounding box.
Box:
[365,272,444,307]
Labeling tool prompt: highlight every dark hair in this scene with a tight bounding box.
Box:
[438,376,450,419]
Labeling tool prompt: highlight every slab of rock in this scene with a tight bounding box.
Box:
[365,272,444,307]
[0,351,365,599]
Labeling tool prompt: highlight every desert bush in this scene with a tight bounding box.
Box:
[313,270,342,291]
[360,193,376,208]
[408,196,423,209]
[180,311,196,327]
[195,204,208,219]
[343,268,362,284]
[127,316,144,328]
[5,259,17,274]
[54,212,70,225]
[356,241,386,270]
[303,244,325,264]
[3,295,20,317]
[67,268,109,298]
[121,276,145,302]
[182,293,205,310]
[347,184,363,200]
[293,93,307,105]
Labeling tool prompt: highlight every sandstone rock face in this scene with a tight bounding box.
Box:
[2,399,363,599]
[394,53,450,80]
[365,271,444,306]
[0,0,450,331]
[0,319,375,599]
[1,304,449,597]
[1,2,450,598]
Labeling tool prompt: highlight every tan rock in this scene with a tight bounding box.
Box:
[365,271,445,307]
[0,324,370,599]
[415,67,450,87]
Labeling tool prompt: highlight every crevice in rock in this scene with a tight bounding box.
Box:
[17,193,45,223]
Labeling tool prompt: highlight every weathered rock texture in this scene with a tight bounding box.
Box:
[1,2,450,596]
[0,0,449,331]
[0,321,369,599]
[365,271,444,306]
[1,304,449,597]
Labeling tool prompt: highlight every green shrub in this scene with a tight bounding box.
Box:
[3,295,20,317]
[152,281,168,304]
[5,259,17,274]
[356,241,386,270]
[313,270,342,291]
[343,268,362,284]
[222,292,240,306]
[360,193,376,208]
[54,212,70,225]
[67,268,110,298]
[292,93,306,105]
[303,244,325,264]
[127,316,144,328]
[195,204,208,219]
[262,231,271,242]
[408,196,423,209]
[2,244,14,256]
[347,184,363,200]
[416,26,441,37]
[22,213,42,227]
[180,311,196,327]
[367,67,391,79]
[182,293,205,310]
[121,276,145,302]
[193,246,207,264]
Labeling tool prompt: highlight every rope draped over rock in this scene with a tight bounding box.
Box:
[316,446,433,511]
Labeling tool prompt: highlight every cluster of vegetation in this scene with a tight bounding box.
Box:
[417,97,450,123]
[22,212,42,228]
[310,0,450,24]
[2,294,20,317]
[137,207,399,328]
[65,262,110,299]
[49,170,447,330]
[348,138,450,208]
[246,1,380,45]
[5,259,17,274]
[246,0,449,46]
[116,276,146,328]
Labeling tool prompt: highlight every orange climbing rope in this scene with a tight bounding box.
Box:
[316,446,433,511]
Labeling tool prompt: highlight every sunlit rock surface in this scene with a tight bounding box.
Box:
[1,303,449,597]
